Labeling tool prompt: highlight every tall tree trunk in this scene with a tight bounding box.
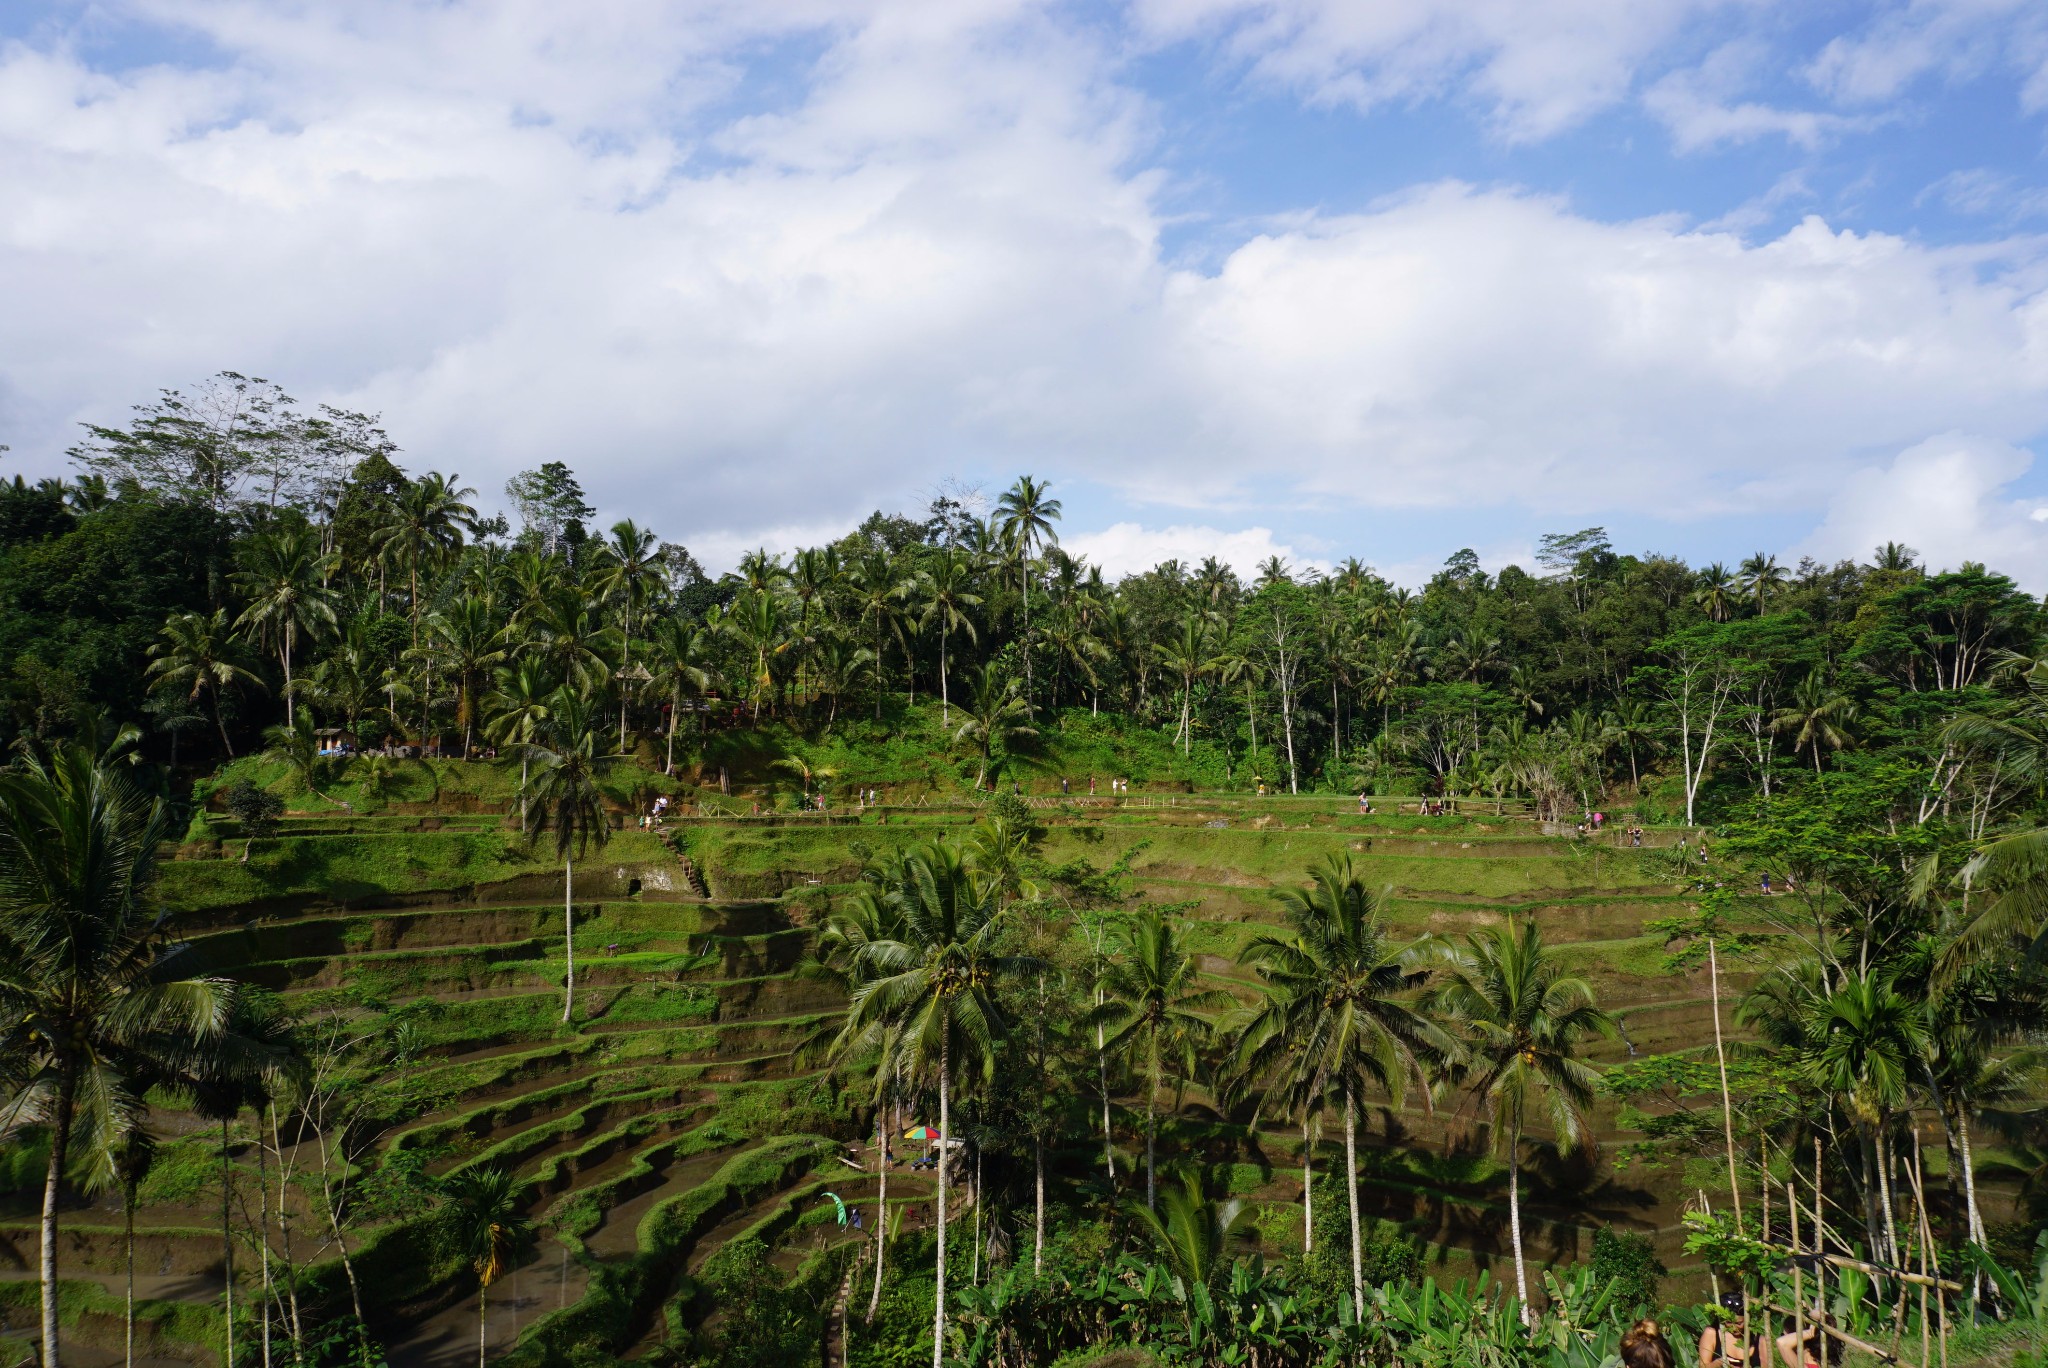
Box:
[1033,1136,1045,1275]
[1096,993,1115,1185]
[932,1027,950,1368]
[40,1074,75,1368]
[1146,1034,1159,1210]
[561,860,575,1023]
[270,1103,303,1360]
[125,1177,136,1368]
[221,1117,236,1368]
[1957,1112,1985,1247]
[476,1282,486,1368]
[868,1094,888,1322]
[1508,1128,1531,1326]
[941,627,950,727]
[258,1122,273,1368]
[1709,939,1744,1224]
[1301,1115,1313,1254]
[1344,1088,1364,1320]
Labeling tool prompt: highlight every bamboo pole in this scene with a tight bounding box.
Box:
[1787,1182,1807,1368]
[1760,1305,1908,1366]
[1710,939,1744,1226]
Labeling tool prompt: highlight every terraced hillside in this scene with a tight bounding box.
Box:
[3,779,1781,1367]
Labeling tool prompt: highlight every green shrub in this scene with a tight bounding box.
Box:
[1590,1225,1666,1319]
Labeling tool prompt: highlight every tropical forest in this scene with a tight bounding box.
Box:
[1,373,2046,1368]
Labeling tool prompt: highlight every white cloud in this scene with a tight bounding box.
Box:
[1129,0,1746,141]
[1064,521,1320,580]
[5,3,2048,575]
[1794,432,2048,584]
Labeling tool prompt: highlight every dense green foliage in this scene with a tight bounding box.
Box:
[2,380,2047,1368]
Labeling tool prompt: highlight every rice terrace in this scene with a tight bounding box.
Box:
[0,442,2045,1368]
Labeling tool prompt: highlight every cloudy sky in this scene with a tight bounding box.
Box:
[5,1,2048,584]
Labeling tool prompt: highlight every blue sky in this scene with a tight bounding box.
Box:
[3,1,2048,583]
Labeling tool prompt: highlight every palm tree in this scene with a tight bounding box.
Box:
[524,597,610,697]
[1094,909,1231,1210]
[423,597,507,758]
[847,552,913,720]
[838,844,1039,1368]
[716,589,789,718]
[953,667,1036,789]
[644,617,711,775]
[1153,616,1212,757]
[0,744,239,1368]
[1772,670,1858,774]
[1124,1171,1257,1342]
[1236,855,1450,1319]
[919,548,982,725]
[1740,552,1788,615]
[996,476,1061,701]
[483,659,554,827]
[1425,921,1616,1323]
[263,706,338,807]
[373,472,476,644]
[520,693,616,1023]
[233,524,337,700]
[595,520,662,749]
[1694,563,1737,623]
[147,609,266,757]
[442,1166,530,1368]
[817,885,908,1320]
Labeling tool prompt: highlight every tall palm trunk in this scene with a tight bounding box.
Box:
[931,1026,950,1368]
[1033,1136,1045,1274]
[868,1092,889,1321]
[1146,1033,1160,1209]
[940,627,950,726]
[125,1175,136,1368]
[1095,986,1115,1184]
[40,1069,75,1368]
[1344,1088,1364,1320]
[561,860,575,1023]
[477,1281,487,1368]
[1508,1125,1530,1326]
[221,1117,236,1368]
[1301,1115,1313,1254]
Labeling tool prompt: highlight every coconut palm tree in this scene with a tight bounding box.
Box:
[1124,1171,1258,1342]
[847,552,913,720]
[953,667,1036,789]
[372,472,476,644]
[442,1166,530,1368]
[716,589,790,718]
[996,476,1062,700]
[817,885,909,1320]
[520,692,616,1023]
[483,659,554,827]
[1093,908,1230,1210]
[1425,920,1615,1323]
[644,616,711,775]
[1772,670,1858,775]
[1740,552,1788,615]
[1153,615,1212,757]
[1694,563,1738,623]
[422,597,507,758]
[146,610,266,757]
[838,843,1040,1368]
[594,519,662,749]
[1236,855,1451,1319]
[919,548,982,725]
[233,523,338,700]
[0,744,239,1368]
